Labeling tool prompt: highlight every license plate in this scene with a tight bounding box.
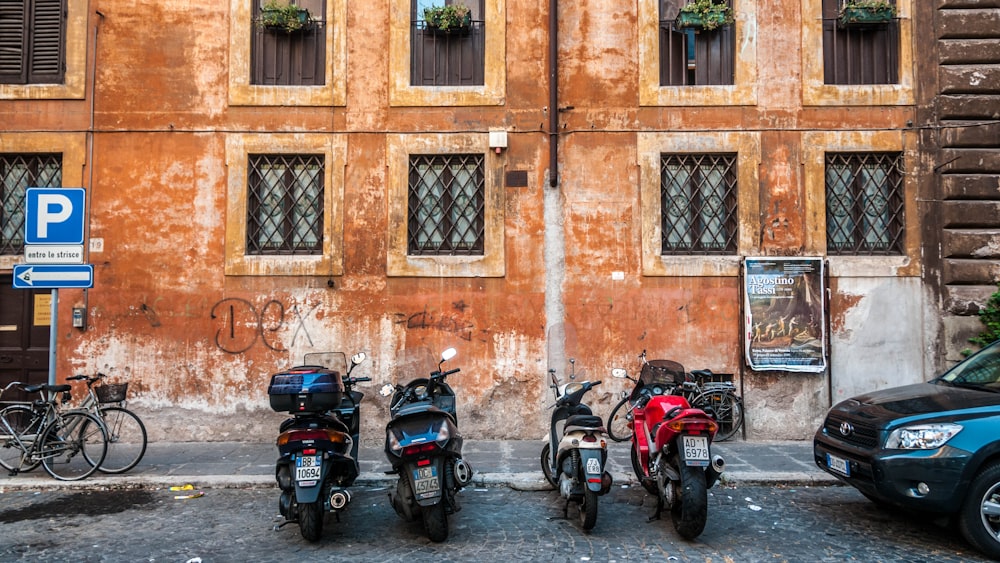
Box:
[413,466,440,496]
[826,453,850,477]
[682,435,710,466]
[295,455,322,483]
[585,457,602,475]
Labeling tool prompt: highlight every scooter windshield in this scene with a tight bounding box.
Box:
[639,359,686,387]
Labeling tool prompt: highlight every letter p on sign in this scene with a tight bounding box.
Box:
[25,188,86,245]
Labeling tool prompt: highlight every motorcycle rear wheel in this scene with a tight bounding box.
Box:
[298,499,324,542]
[422,500,449,542]
[580,486,599,531]
[670,462,708,539]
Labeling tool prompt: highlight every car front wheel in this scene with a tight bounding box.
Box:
[959,461,1000,559]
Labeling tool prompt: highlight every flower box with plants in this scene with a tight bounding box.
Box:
[676,0,735,32]
[258,0,312,34]
[838,0,896,28]
[422,3,472,35]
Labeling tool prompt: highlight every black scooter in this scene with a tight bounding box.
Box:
[268,351,370,542]
[379,347,474,542]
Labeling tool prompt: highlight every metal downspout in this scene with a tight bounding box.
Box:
[548,0,558,189]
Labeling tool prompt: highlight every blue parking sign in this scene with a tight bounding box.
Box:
[25,188,86,245]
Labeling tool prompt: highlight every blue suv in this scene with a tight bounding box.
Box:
[814,339,1000,559]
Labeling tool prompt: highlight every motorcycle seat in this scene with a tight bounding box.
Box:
[565,414,604,429]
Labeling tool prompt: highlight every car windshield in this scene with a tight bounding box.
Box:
[938,341,1000,391]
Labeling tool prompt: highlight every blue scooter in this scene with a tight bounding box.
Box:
[380,347,474,542]
[268,351,370,542]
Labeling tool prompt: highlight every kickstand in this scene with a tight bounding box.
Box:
[648,495,663,523]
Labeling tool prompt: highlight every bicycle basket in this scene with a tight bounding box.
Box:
[95,382,128,403]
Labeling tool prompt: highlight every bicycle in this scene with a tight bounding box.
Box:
[606,351,745,442]
[0,381,109,481]
[66,373,147,474]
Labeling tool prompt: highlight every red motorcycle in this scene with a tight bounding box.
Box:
[611,353,725,539]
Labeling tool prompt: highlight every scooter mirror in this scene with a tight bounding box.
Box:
[351,352,367,365]
[611,368,627,378]
[441,347,457,362]
[379,383,395,397]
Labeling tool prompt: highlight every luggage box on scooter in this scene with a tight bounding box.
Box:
[268,367,345,413]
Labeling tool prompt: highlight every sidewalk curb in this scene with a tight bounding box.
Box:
[0,471,840,492]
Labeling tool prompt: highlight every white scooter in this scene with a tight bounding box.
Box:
[539,361,613,531]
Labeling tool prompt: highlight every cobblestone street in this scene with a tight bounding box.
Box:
[0,483,989,562]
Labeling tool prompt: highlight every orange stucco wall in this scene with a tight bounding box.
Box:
[3,0,927,443]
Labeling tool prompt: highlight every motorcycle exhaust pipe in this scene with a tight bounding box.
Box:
[705,455,725,489]
[454,458,474,487]
[330,489,351,510]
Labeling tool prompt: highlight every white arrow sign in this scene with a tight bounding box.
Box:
[12,265,94,289]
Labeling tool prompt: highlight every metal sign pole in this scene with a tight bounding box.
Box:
[48,288,57,385]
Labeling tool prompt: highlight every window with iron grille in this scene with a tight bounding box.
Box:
[822,0,898,85]
[0,153,61,255]
[0,0,66,85]
[660,153,737,254]
[411,0,485,86]
[251,1,326,86]
[246,154,324,255]
[408,154,484,255]
[825,152,903,255]
[659,0,734,86]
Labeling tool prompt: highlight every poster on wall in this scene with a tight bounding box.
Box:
[744,257,827,373]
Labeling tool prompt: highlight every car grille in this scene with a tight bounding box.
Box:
[823,411,879,449]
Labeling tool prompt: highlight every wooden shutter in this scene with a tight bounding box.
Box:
[0,0,27,82]
[28,0,63,83]
[0,0,64,85]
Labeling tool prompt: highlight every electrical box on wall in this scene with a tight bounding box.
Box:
[489,130,508,153]
[72,307,86,329]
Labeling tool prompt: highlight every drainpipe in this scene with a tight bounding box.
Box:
[548,0,559,189]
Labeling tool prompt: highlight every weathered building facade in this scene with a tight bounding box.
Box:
[1,0,996,443]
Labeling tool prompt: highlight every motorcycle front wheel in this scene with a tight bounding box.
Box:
[298,499,324,542]
[422,500,449,542]
[539,443,558,488]
[670,462,708,539]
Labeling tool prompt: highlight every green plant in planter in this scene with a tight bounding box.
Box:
[258,0,312,33]
[838,0,896,27]
[968,282,1000,353]
[677,0,735,32]
[422,3,472,33]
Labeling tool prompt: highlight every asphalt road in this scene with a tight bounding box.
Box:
[0,483,991,562]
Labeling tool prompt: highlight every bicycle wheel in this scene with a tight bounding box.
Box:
[40,411,108,481]
[92,406,147,473]
[694,389,744,442]
[606,396,634,442]
[0,405,43,473]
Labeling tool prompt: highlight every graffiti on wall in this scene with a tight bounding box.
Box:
[136,297,482,354]
[397,302,478,342]
[209,298,318,354]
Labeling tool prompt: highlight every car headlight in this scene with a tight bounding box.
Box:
[885,423,963,449]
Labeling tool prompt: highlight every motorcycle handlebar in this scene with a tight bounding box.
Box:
[433,367,461,378]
